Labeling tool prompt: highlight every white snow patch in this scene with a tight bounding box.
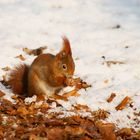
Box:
[24,95,37,104]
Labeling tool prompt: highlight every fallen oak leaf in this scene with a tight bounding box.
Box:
[62,89,80,98]
[91,109,109,120]
[116,128,132,137]
[2,75,7,82]
[76,81,91,90]
[0,126,4,137]
[115,96,131,111]
[134,111,140,116]
[40,103,49,109]
[28,104,38,115]
[23,46,47,56]
[36,94,46,101]
[73,104,90,112]
[65,77,81,86]
[28,134,43,140]
[45,118,67,126]
[11,95,18,100]
[15,54,26,61]
[107,93,116,103]
[47,128,65,140]
[65,77,91,90]
[1,99,15,115]
[40,103,50,113]
[103,60,125,67]
[17,106,29,115]
[32,46,47,56]
[23,47,32,55]
[0,74,8,86]
[65,126,85,136]
[95,121,117,140]
[2,98,13,106]
[1,66,11,71]
[104,79,109,84]
[0,74,10,88]
[64,116,82,125]
[0,90,5,97]
[53,94,68,101]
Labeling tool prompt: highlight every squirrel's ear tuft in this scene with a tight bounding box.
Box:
[61,36,72,55]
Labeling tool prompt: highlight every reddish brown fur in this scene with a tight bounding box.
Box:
[62,36,72,55]
[7,64,29,96]
[5,37,75,97]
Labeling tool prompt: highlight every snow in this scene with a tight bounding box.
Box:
[24,95,37,104]
[0,0,140,130]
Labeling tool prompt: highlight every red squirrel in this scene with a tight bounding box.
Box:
[6,37,75,98]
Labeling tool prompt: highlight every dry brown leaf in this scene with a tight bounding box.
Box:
[65,77,81,86]
[74,104,90,111]
[28,134,41,140]
[66,77,91,90]
[62,89,80,98]
[92,109,109,120]
[47,128,65,140]
[115,96,131,111]
[2,75,7,83]
[103,60,125,67]
[76,81,91,90]
[53,94,68,101]
[23,46,47,56]
[104,79,109,84]
[17,106,29,115]
[15,54,26,61]
[11,95,18,100]
[96,121,116,140]
[2,98,13,105]
[23,48,32,55]
[65,126,85,136]
[134,111,140,116]
[116,128,132,137]
[1,66,11,71]
[36,95,45,101]
[107,93,116,103]
[40,103,50,113]
[40,103,49,109]
[0,90,5,97]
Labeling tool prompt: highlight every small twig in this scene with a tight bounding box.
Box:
[115,96,131,111]
[62,89,80,98]
[107,93,116,103]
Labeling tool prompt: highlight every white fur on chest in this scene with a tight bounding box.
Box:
[38,80,59,97]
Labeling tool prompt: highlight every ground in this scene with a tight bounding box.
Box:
[0,0,140,139]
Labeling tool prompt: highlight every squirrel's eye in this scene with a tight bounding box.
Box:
[62,64,67,70]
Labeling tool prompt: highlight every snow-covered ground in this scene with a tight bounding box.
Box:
[0,0,140,130]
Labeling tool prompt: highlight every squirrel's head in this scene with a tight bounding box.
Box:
[54,37,75,79]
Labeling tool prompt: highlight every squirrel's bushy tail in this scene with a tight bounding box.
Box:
[6,64,29,96]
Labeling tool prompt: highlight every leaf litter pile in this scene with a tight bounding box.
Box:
[0,91,139,140]
[0,47,140,139]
